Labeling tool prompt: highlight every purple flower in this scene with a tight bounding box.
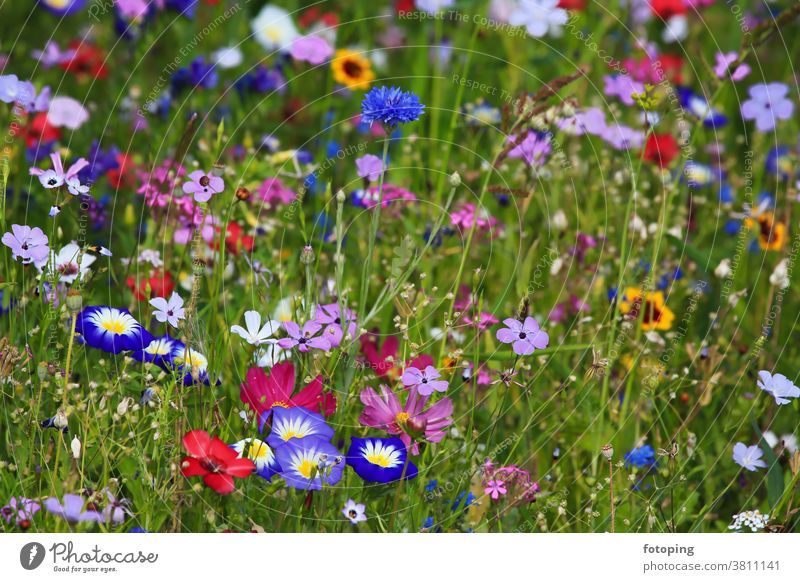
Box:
[101,490,132,525]
[2,224,49,265]
[757,370,800,405]
[741,83,794,132]
[355,154,385,182]
[507,132,551,166]
[603,74,645,107]
[0,74,28,104]
[496,317,550,356]
[29,151,89,193]
[1,497,41,527]
[732,442,768,472]
[277,321,332,353]
[714,52,750,81]
[314,302,357,348]
[601,123,645,150]
[182,170,225,203]
[44,494,103,524]
[401,366,449,396]
[290,35,333,65]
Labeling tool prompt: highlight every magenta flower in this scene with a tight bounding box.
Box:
[355,154,385,182]
[484,480,507,500]
[182,170,225,203]
[290,35,333,65]
[257,177,296,205]
[2,224,50,265]
[400,365,448,396]
[741,83,794,132]
[277,321,332,353]
[29,152,88,193]
[714,52,750,81]
[496,316,549,356]
[358,384,454,454]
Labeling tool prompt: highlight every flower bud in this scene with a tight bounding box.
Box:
[37,361,49,382]
[53,410,68,430]
[300,245,315,265]
[601,444,614,461]
[336,189,346,204]
[66,288,83,313]
[235,186,251,202]
[449,172,461,187]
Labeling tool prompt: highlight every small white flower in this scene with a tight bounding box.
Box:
[149,292,185,329]
[71,436,81,459]
[714,258,731,279]
[662,15,688,43]
[212,46,243,69]
[509,0,568,39]
[251,5,299,52]
[37,242,96,284]
[769,259,790,289]
[231,310,281,346]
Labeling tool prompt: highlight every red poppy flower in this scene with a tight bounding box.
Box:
[240,361,336,419]
[558,0,586,9]
[106,153,134,189]
[650,0,687,19]
[656,54,684,85]
[298,6,339,28]
[127,271,175,301]
[210,222,254,256]
[24,113,61,148]
[395,0,415,16]
[643,133,680,168]
[61,41,108,80]
[181,430,255,495]
[359,333,434,379]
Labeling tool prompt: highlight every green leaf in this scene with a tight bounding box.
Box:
[752,419,784,508]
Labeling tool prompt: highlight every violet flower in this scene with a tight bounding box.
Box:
[1,496,41,527]
[714,52,750,82]
[277,321,332,352]
[732,442,767,472]
[741,83,794,132]
[44,494,103,524]
[496,316,550,356]
[401,365,449,396]
[2,224,49,265]
[182,170,225,203]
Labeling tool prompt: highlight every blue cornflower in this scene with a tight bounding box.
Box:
[624,445,657,469]
[361,86,425,127]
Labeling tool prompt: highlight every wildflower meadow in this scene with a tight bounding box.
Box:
[2,0,800,541]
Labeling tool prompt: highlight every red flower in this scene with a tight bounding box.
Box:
[395,0,415,16]
[558,0,586,9]
[359,333,433,379]
[643,133,679,168]
[60,41,108,80]
[107,154,134,189]
[127,271,175,301]
[650,0,687,19]
[24,113,61,148]
[240,361,336,419]
[210,222,254,256]
[181,430,255,495]
[656,54,684,85]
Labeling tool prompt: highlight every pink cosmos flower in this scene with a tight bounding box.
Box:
[290,35,334,65]
[182,170,224,203]
[358,384,453,454]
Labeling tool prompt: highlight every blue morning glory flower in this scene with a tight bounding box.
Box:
[765,146,794,180]
[75,306,152,354]
[361,86,425,127]
[346,437,417,483]
[266,407,334,448]
[167,340,215,386]
[678,87,727,128]
[274,436,344,490]
[230,438,280,482]
[131,335,181,369]
[39,0,87,16]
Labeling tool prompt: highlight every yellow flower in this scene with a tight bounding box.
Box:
[618,287,674,331]
[756,213,785,251]
[331,49,375,91]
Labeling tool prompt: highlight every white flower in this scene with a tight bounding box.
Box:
[714,258,731,279]
[769,259,790,289]
[149,292,185,329]
[71,436,81,459]
[509,0,568,38]
[342,499,367,525]
[213,46,243,69]
[416,0,455,14]
[231,310,280,346]
[47,96,89,130]
[729,509,769,532]
[662,15,688,43]
[251,5,299,52]
[256,343,288,368]
[36,242,96,284]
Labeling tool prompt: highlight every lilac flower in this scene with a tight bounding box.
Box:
[182,170,225,203]
[48,96,89,130]
[1,497,41,527]
[149,292,185,329]
[401,366,449,396]
[732,442,768,472]
[101,490,132,526]
[2,224,50,265]
[355,154,385,182]
[31,41,76,69]
[0,74,27,104]
[496,317,550,356]
[507,132,551,166]
[601,123,645,150]
[44,494,103,524]
[741,83,794,132]
[509,0,568,38]
[277,321,332,352]
[313,302,357,348]
[557,107,607,136]
[603,74,645,107]
[29,152,89,193]
[342,499,367,524]
[714,52,750,81]
[290,35,334,65]
[757,370,800,405]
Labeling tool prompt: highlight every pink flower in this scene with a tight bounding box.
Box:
[358,384,453,454]
[2,224,49,265]
[290,35,333,65]
[714,52,750,81]
[484,480,507,500]
[182,170,224,203]
[256,177,296,205]
[47,96,89,130]
[29,151,88,193]
[400,366,448,396]
[355,154,384,182]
